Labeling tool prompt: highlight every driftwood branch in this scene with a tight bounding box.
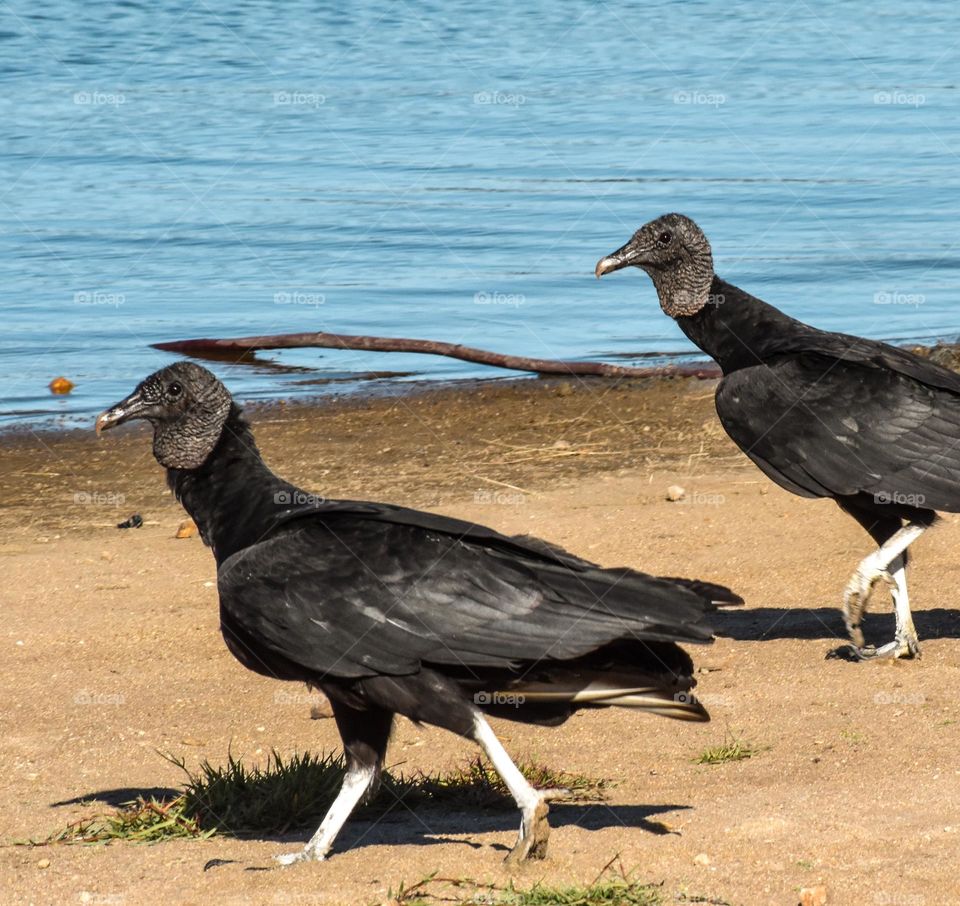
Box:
[152,331,720,380]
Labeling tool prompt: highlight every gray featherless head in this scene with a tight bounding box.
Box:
[595,213,715,318]
[96,361,233,469]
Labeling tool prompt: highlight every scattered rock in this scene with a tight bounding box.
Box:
[117,514,143,529]
[555,383,573,397]
[799,886,827,906]
[693,852,710,866]
[37,858,50,869]
[48,377,74,395]
[553,439,572,449]
[180,737,205,747]
[100,551,114,562]
[175,519,197,539]
[666,485,686,502]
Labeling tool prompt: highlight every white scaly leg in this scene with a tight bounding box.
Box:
[843,522,926,660]
[471,713,550,863]
[275,762,376,865]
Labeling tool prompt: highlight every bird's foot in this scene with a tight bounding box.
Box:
[504,797,550,865]
[274,846,327,866]
[852,630,921,661]
[842,567,897,648]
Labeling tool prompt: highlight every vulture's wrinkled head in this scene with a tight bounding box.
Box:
[595,213,715,317]
[96,362,232,469]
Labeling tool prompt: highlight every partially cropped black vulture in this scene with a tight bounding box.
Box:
[96,362,740,865]
[596,212,960,660]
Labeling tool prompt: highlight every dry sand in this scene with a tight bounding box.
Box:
[2,375,960,906]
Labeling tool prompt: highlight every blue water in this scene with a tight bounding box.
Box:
[3,0,960,429]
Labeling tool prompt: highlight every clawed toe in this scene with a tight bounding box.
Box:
[853,633,921,661]
[275,848,326,866]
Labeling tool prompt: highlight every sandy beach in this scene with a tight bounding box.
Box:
[3,374,960,906]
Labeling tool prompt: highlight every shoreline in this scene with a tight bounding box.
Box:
[5,334,959,442]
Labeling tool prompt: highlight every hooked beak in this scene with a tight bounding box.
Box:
[95,390,148,436]
[595,237,648,278]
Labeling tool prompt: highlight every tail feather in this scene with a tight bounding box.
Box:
[659,577,744,608]
[500,671,709,722]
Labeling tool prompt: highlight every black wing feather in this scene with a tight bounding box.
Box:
[716,351,960,510]
[218,511,719,681]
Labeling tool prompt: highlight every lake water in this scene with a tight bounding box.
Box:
[3,0,960,429]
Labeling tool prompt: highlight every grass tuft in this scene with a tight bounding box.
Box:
[695,738,759,765]
[388,866,665,905]
[28,751,608,846]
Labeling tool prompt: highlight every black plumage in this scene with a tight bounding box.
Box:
[96,362,740,864]
[597,212,960,659]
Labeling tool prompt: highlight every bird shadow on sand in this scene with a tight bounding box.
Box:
[48,788,685,859]
[50,787,181,809]
[710,604,960,647]
[253,801,688,863]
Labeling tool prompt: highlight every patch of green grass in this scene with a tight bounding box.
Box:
[37,796,212,845]
[389,871,664,905]
[27,751,608,846]
[695,738,759,765]
[839,728,867,746]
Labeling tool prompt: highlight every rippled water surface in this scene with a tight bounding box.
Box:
[3,0,960,428]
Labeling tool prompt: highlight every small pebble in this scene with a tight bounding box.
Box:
[666,485,686,502]
[37,858,50,869]
[693,852,710,866]
[175,519,197,539]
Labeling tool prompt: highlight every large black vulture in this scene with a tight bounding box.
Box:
[596,212,960,660]
[95,362,740,865]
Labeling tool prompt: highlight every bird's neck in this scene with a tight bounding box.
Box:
[648,254,716,318]
[166,404,298,564]
[674,276,810,372]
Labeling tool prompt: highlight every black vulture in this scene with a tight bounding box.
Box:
[596,212,960,660]
[95,362,741,864]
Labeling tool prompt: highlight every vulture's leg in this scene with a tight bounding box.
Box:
[471,713,550,864]
[842,521,927,660]
[276,705,393,865]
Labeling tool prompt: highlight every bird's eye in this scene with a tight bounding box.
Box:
[167,381,183,398]
[657,230,673,246]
